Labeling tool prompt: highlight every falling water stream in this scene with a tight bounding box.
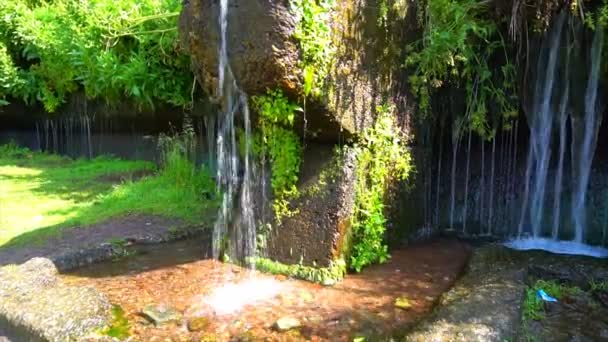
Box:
[505,14,607,257]
[211,0,256,263]
[422,11,608,257]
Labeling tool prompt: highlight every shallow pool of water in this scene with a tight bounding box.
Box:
[61,239,470,341]
[504,238,608,258]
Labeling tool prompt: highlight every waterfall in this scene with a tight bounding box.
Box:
[211,0,257,263]
[488,137,496,234]
[448,139,458,230]
[552,46,570,239]
[462,130,472,233]
[479,140,485,224]
[434,122,444,226]
[572,27,604,242]
[516,13,565,237]
[528,13,565,237]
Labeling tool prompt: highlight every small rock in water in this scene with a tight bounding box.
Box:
[299,290,314,302]
[142,304,182,326]
[395,296,413,309]
[321,278,337,286]
[187,317,210,332]
[274,316,301,331]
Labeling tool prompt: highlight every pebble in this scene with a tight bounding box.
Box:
[274,316,301,331]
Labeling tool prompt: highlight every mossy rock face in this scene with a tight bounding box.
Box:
[0,258,111,341]
[266,146,358,268]
[179,0,415,141]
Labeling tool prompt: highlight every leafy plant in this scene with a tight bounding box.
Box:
[349,104,413,272]
[0,0,192,111]
[252,89,303,222]
[406,0,517,137]
[291,0,335,97]
[523,280,583,322]
[589,279,608,291]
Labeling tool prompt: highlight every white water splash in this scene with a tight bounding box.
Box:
[200,278,286,316]
[504,238,608,258]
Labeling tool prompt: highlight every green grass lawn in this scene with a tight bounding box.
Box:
[0,143,216,247]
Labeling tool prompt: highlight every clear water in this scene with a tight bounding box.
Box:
[504,238,608,258]
[211,0,257,263]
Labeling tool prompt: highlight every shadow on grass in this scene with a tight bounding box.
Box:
[0,153,155,202]
[0,147,218,250]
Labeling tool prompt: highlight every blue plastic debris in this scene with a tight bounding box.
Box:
[537,289,558,302]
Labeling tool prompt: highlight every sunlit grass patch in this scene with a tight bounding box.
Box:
[0,143,216,247]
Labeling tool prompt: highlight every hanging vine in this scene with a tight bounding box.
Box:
[406,0,517,137]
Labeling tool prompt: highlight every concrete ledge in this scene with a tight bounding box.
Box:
[406,245,525,342]
[0,258,111,341]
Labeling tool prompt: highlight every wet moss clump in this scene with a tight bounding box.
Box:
[101,305,131,339]
[252,257,346,285]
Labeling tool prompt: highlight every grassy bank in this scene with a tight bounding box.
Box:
[0,143,216,247]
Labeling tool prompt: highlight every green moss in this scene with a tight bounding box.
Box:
[349,104,413,272]
[101,305,130,339]
[252,257,346,285]
[252,89,303,222]
[300,147,343,198]
[522,280,583,322]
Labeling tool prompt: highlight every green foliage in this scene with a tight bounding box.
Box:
[349,105,413,272]
[252,257,346,285]
[523,280,583,322]
[0,143,216,247]
[291,0,335,97]
[589,279,608,291]
[252,89,303,221]
[406,0,517,137]
[523,286,546,321]
[157,118,203,189]
[0,0,192,111]
[101,305,130,339]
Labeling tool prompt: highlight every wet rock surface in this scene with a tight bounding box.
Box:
[179,0,300,98]
[522,289,608,342]
[406,245,525,342]
[518,249,608,341]
[141,304,182,326]
[526,250,608,288]
[179,0,416,140]
[267,146,358,267]
[404,243,608,341]
[0,258,111,341]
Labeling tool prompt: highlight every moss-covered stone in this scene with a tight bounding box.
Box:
[252,256,346,285]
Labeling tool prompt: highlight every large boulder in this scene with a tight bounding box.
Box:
[179,0,414,140]
[0,258,111,341]
[267,145,358,267]
[179,0,300,99]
